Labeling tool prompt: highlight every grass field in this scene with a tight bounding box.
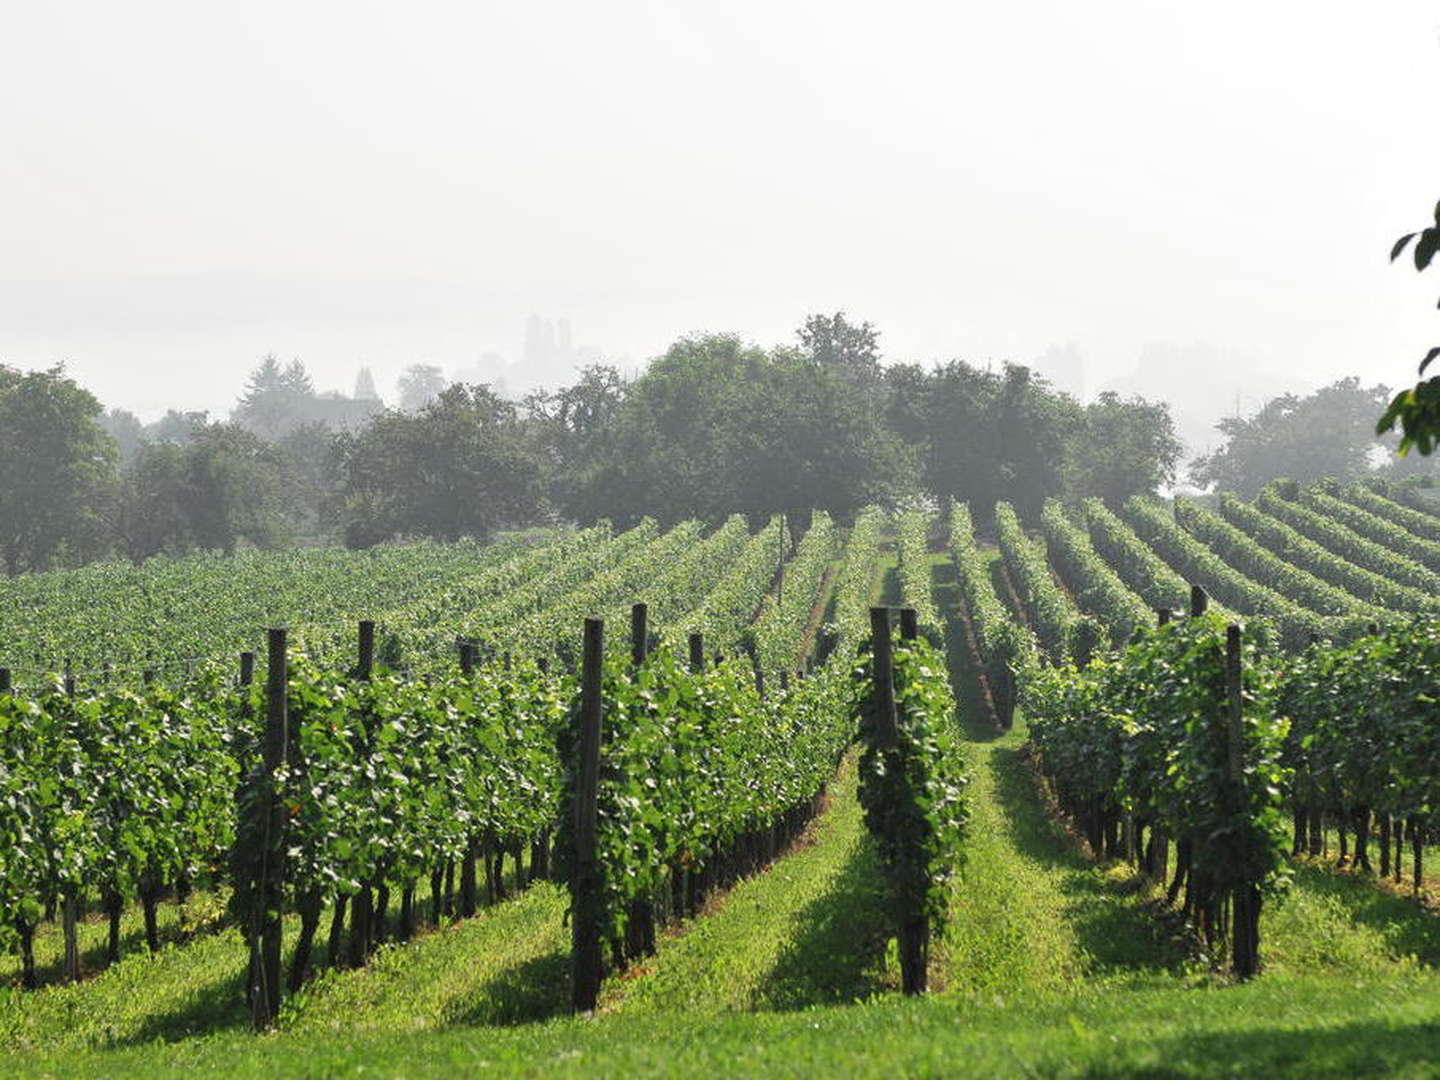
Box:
[6,548,1440,1077]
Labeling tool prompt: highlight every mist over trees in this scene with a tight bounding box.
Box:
[1188,377,1433,497]
[27,310,1437,574]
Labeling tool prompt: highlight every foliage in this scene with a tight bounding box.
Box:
[894,506,941,642]
[555,646,855,958]
[332,384,544,548]
[1190,378,1392,496]
[1040,500,1151,646]
[856,632,968,932]
[1080,498,1195,614]
[1173,498,1378,618]
[0,365,117,575]
[1026,615,1292,971]
[1380,202,1440,455]
[948,502,1038,726]
[752,512,836,676]
[1120,496,1365,650]
[1255,481,1440,595]
[1216,491,1440,612]
[995,502,1097,664]
[1298,483,1440,575]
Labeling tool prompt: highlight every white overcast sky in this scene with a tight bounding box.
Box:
[1,1,1438,421]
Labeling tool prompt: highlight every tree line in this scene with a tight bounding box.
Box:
[26,311,1418,575]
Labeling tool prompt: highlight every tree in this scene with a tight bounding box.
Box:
[117,423,295,559]
[523,365,626,522]
[99,408,145,464]
[582,334,915,526]
[1190,378,1389,496]
[1379,201,1440,455]
[233,355,317,439]
[0,365,117,574]
[797,311,883,387]
[1074,392,1183,506]
[333,385,543,547]
[146,409,209,444]
[397,364,447,412]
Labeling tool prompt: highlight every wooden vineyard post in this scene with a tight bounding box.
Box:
[357,619,375,680]
[1156,608,1172,627]
[895,607,929,993]
[870,606,926,994]
[1189,585,1208,617]
[239,651,255,689]
[349,622,375,967]
[459,640,478,917]
[688,632,704,673]
[868,608,899,744]
[1225,624,1259,979]
[571,618,604,1012]
[628,604,656,956]
[0,668,10,693]
[251,627,288,1029]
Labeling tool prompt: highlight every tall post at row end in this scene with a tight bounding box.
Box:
[571,618,605,1012]
[631,603,648,667]
[868,607,898,746]
[1224,623,1259,979]
[1189,585,1209,618]
[252,627,288,1030]
[358,620,375,680]
[688,632,704,673]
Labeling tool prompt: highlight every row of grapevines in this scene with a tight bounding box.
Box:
[1216,493,1440,613]
[509,522,697,658]
[1040,500,1151,646]
[233,655,567,985]
[556,646,855,965]
[1255,484,1440,595]
[1026,614,1289,976]
[826,506,887,658]
[681,515,787,655]
[1276,621,1440,871]
[752,512,837,675]
[857,628,968,989]
[0,673,237,982]
[1081,498,1195,613]
[298,526,614,674]
[895,506,942,641]
[0,537,549,680]
[1346,481,1440,544]
[995,502,1093,663]
[636,514,753,636]
[1367,478,1440,526]
[1174,499,1379,618]
[948,503,1036,726]
[1121,497,1365,650]
[1299,486,1440,575]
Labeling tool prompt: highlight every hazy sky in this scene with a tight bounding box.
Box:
[2,1,1438,421]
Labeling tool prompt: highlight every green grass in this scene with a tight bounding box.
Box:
[611,753,896,1015]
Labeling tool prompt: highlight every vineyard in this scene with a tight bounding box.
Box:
[3,481,1440,1077]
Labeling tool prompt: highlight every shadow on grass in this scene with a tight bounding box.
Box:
[986,741,1181,975]
[1288,862,1440,968]
[446,946,571,1028]
[1093,1017,1440,1078]
[756,837,892,1010]
[115,966,250,1047]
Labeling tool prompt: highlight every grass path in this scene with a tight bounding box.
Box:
[610,753,896,1016]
